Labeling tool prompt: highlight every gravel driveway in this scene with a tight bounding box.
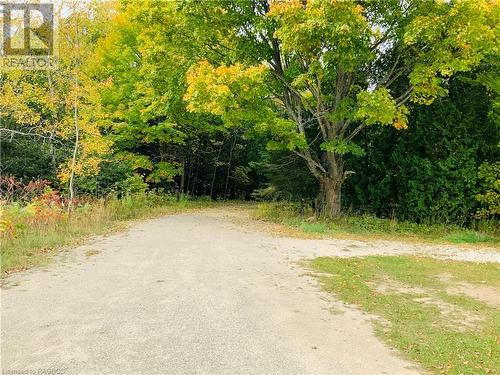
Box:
[3,208,497,374]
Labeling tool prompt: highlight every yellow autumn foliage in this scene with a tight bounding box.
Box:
[184,61,267,116]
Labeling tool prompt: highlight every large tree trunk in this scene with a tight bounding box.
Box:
[317,177,342,216]
[316,153,344,216]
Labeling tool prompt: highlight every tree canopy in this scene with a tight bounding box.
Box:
[1,0,498,222]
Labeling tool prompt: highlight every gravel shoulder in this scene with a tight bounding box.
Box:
[2,208,497,374]
[223,207,500,263]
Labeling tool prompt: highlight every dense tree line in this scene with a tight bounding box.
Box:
[1,0,498,224]
[345,75,498,224]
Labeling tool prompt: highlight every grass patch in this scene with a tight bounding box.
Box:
[293,220,328,234]
[255,202,499,246]
[1,194,212,277]
[444,231,494,244]
[310,256,500,374]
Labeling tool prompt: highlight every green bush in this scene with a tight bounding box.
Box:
[343,76,498,225]
[475,161,500,219]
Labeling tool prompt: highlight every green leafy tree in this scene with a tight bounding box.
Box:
[182,0,498,215]
[0,2,113,205]
[88,1,268,199]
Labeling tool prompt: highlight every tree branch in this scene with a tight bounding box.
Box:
[293,149,326,178]
[395,87,413,106]
[0,128,61,142]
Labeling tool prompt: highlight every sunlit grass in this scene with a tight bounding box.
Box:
[310,256,500,375]
[255,202,499,246]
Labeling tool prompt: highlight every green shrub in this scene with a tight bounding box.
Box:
[475,161,500,219]
[343,77,498,225]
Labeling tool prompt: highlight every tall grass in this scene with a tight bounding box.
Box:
[255,202,499,245]
[1,194,209,276]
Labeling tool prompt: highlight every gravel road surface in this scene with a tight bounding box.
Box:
[4,208,495,374]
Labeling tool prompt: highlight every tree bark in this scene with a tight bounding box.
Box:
[179,160,185,200]
[210,140,224,199]
[224,135,237,200]
[317,177,342,216]
[67,97,79,213]
[68,66,79,213]
[190,155,200,196]
[315,153,344,216]
[68,13,80,214]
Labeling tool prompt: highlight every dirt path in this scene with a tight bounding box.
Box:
[2,208,497,374]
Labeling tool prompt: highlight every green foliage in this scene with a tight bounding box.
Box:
[120,174,149,195]
[255,118,309,152]
[251,152,318,201]
[320,139,365,156]
[269,0,372,70]
[475,161,500,219]
[185,61,269,122]
[75,159,148,197]
[0,139,58,182]
[2,0,499,226]
[82,1,268,199]
[146,161,182,183]
[355,88,398,126]
[179,0,498,215]
[343,77,499,224]
[405,0,499,105]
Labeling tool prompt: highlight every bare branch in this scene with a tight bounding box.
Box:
[346,123,366,142]
[0,128,60,142]
[395,87,413,106]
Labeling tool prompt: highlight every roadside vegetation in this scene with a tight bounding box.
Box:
[256,203,499,246]
[0,182,211,276]
[310,256,500,375]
